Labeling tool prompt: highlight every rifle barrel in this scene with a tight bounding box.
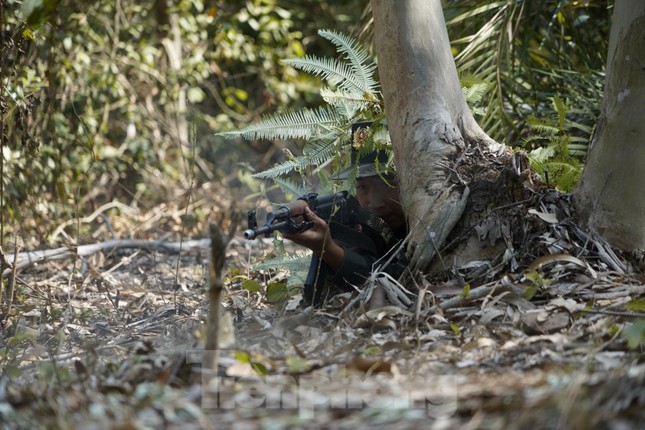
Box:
[243,219,290,239]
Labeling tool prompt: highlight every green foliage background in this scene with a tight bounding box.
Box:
[444,0,608,146]
[1,0,368,247]
[1,0,610,249]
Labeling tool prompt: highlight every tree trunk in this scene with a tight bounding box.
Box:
[371,0,505,275]
[573,0,645,252]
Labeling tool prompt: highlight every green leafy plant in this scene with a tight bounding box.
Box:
[2,0,222,247]
[523,270,553,300]
[460,72,490,117]
[253,252,311,291]
[461,283,471,299]
[523,95,586,191]
[234,351,269,377]
[216,29,390,191]
[444,0,607,146]
[622,320,645,350]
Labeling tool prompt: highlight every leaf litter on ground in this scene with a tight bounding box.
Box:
[1,192,644,429]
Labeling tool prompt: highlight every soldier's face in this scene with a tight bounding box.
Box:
[355,176,405,230]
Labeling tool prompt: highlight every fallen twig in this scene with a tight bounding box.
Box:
[574,309,645,319]
[1,238,213,275]
[49,201,138,242]
[427,278,528,313]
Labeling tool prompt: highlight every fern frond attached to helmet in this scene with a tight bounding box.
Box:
[217,106,343,142]
[253,139,343,179]
[281,30,379,97]
[317,29,378,95]
[320,87,371,118]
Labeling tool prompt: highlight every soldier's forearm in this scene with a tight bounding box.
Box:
[319,239,345,272]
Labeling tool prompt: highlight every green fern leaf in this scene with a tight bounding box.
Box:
[272,177,308,198]
[253,139,341,179]
[460,72,490,109]
[523,135,547,148]
[539,160,582,192]
[318,29,378,95]
[253,157,309,179]
[216,106,343,141]
[320,87,368,108]
[216,29,385,185]
[528,145,558,164]
[527,116,559,135]
[462,82,489,106]
[550,95,569,129]
[253,253,311,272]
[320,87,370,118]
[303,139,341,164]
[371,125,392,146]
[282,56,370,95]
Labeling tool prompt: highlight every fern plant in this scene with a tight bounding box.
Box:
[523,95,586,192]
[253,252,312,288]
[460,72,490,117]
[216,29,388,192]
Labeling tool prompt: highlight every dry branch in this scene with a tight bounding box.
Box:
[1,238,212,276]
[427,278,528,313]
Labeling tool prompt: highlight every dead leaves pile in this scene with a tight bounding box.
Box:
[1,198,645,429]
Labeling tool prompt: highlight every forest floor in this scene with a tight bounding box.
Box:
[1,184,645,429]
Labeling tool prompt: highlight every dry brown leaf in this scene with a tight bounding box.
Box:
[520,309,571,334]
[345,357,392,374]
[527,253,597,278]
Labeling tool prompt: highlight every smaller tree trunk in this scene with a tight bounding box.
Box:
[573,1,645,251]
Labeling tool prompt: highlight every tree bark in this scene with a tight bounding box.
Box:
[573,0,645,252]
[371,0,504,275]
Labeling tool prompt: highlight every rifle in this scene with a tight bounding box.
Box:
[243,191,348,239]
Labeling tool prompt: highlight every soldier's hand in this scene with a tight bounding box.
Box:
[283,207,331,254]
[284,206,345,270]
